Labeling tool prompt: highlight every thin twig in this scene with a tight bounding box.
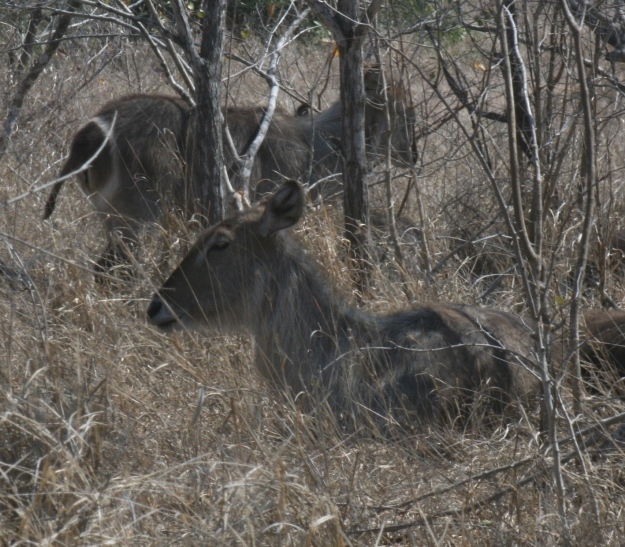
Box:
[348,411,625,537]
[1,113,116,210]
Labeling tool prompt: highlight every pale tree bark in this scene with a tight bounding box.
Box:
[224,6,310,201]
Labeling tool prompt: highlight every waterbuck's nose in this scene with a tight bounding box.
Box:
[147,296,163,323]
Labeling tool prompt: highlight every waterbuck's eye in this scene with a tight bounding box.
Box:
[197,233,231,265]
[211,236,230,251]
[212,240,229,251]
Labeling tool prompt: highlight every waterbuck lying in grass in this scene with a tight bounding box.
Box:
[43,69,415,275]
[147,181,539,430]
[582,310,625,391]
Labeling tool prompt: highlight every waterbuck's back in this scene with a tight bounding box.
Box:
[93,95,191,218]
[223,107,313,195]
[325,303,537,426]
[44,95,192,229]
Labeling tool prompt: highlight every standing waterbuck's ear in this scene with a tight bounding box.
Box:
[259,180,305,237]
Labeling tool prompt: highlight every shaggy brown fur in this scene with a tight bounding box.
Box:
[582,310,625,388]
[43,70,415,273]
[148,181,539,430]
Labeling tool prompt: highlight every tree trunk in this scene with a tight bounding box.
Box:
[304,0,384,294]
[337,15,370,294]
[193,0,226,224]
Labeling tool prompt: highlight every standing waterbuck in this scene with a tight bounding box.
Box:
[147,181,538,429]
[43,69,415,273]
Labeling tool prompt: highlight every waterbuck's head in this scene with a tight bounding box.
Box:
[147,180,306,332]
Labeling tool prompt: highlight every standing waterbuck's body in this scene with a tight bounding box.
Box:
[43,69,415,272]
[147,181,538,429]
[581,310,625,390]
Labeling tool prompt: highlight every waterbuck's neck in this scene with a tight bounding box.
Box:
[313,102,342,136]
[249,234,375,394]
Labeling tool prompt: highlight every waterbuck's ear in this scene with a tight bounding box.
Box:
[259,180,305,237]
[295,103,311,117]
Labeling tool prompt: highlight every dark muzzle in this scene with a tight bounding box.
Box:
[147,295,178,330]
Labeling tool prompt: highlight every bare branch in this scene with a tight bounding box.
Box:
[168,0,203,76]
[0,0,82,158]
[236,7,311,197]
[560,0,597,417]
[365,0,384,23]
[2,113,116,211]
[142,0,195,99]
[304,0,346,45]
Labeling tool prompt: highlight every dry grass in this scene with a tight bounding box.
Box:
[2,35,625,547]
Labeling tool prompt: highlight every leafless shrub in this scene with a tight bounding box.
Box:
[2,0,625,544]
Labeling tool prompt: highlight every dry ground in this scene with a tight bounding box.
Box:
[1,36,625,546]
